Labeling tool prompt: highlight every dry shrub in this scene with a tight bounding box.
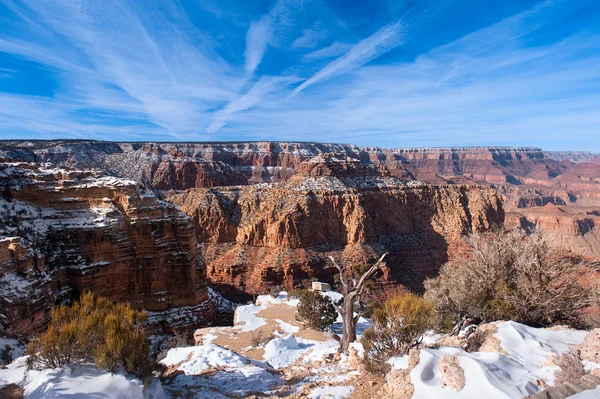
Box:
[250,330,271,347]
[295,290,338,331]
[27,292,153,378]
[555,349,585,385]
[425,229,594,329]
[362,294,434,367]
[465,330,486,352]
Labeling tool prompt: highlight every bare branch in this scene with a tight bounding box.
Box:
[329,255,348,291]
[356,252,388,295]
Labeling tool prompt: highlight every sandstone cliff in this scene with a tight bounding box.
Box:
[506,204,600,258]
[168,157,504,298]
[0,162,214,336]
[1,140,599,305]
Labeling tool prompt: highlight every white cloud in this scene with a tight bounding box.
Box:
[245,15,275,75]
[291,21,405,96]
[207,75,300,133]
[290,0,454,96]
[302,41,355,61]
[290,27,326,49]
[244,0,297,75]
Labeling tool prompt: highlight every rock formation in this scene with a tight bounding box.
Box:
[168,156,504,298]
[0,162,213,336]
[1,140,599,312]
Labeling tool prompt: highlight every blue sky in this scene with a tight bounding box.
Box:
[0,0,599,150]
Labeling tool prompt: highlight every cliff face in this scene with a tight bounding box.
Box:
[4,141,598,204]
[1,140,599,307]
[167,158,503,298]
[506,204,600,258]
[0,162,214,336]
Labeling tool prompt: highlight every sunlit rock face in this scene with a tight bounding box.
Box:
[0,162,213,336]
[1,140,599,307]
[168,156,504,299]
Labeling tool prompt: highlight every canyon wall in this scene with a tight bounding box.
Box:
[0,162,214,336]
[1,140,599,309]
[168,158,504,299]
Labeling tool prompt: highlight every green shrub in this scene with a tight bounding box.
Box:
[295,290,338,331]
[362,294,434,366]
[27,292,153,378]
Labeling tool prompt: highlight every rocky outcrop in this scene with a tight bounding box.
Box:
[168,157,503,298]
[506,204,600,257]
[0,237,67,336]
[439,354,465,391]
[0,162,214,336]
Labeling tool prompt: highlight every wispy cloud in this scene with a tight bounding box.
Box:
[207,75,300,133]
[291,25,327,49]
[244,0,297,75]
[302,41,355,61]
[0,67,15,78]
[290,0,453,96]
[215,1,600,150]
[245,14,275,75]
[0,0,599,150]
[291,20,406,96]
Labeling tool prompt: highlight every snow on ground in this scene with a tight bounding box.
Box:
[159,343,282,397]
[0,356,164,399]
[233,301,269,332]
[4,289,599,399]
[389,320,594,399]
[262,334,339,369]
[309,385,355,399]
[160,344,249,374]
[570,386,600,398]
[0,337,25,364]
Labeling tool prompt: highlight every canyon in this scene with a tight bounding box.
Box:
[0,162,213,336]
[0,140,599,335]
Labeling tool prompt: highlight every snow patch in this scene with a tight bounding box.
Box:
[308,385,355,399]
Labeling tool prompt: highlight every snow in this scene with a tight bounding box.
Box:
[160,344,249,374]
[321,290,343,303]
[308,385,355,399]
[263,335,304,369]
[276,319,300,334]
[0,357,164,399]
[208,288,236,314]
[234,292,299,332]
[234,302,268,332]
[388,355,410,369]
[391,321,592,399]
[569,386,600,398]
[0,337,25,362]
[160,344,282,398]
[495,321,587,370]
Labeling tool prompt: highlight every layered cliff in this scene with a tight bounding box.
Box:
[4,141,598,204]
[506,204,600,257]
[168,157,504,298]
[1,140,599,307]
[0,162,214,336]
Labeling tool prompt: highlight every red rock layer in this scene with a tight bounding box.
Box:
[0,163,213,336]
[167,163,503,298]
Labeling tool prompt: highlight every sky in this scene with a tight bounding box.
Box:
[0,0,599,150]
